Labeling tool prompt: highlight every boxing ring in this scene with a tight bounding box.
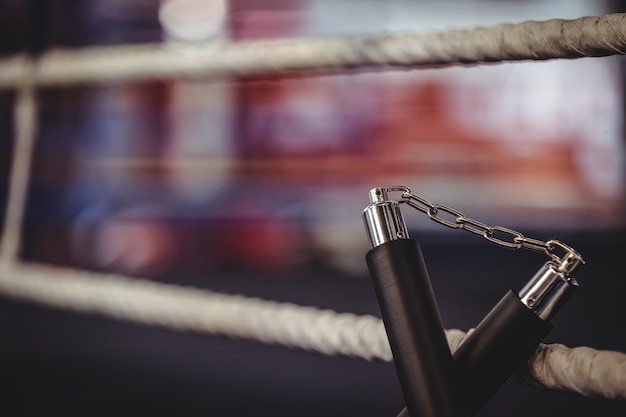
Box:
[1,12,626,403]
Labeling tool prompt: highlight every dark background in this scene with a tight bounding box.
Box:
[2,1,626,416]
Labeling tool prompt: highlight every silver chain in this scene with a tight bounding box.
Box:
[382,186,584,267]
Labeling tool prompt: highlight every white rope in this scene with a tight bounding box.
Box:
[0,261,393,360]
[0,261,625,399]
[0,60,36,265]
[523,343,626,399]
[0,13,626,88]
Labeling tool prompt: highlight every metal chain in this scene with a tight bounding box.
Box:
[385,186,583,266]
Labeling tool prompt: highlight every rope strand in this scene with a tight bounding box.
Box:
[0,60,36,265]
[0,261,625,399]
[0,13,625,88]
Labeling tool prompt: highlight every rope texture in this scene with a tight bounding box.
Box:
[524,343,626,399]
[0,13,625,88]
[0,261,625,399]
[0,262,393,360]
[0,62,36,264]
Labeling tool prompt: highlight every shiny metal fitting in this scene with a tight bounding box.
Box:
[519,262,579,321]
[363,187,410,249]
[556,250,585,276]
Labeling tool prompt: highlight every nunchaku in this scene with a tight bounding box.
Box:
[362,186,585,417]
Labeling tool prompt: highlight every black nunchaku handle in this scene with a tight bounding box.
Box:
[452,290,553,415]
[366,238,468,417]
[396,289,554,417]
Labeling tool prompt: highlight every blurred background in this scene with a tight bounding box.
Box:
[1,0,626,416]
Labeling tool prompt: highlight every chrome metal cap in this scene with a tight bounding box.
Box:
[363,187,409,249]
[518,261,579,321]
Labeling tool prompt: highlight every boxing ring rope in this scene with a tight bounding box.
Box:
[0,13,625,88]
[1,12,626,401]
[1,261,626,399]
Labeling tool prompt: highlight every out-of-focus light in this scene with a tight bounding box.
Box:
[94,218,178,274]
[159,0,227,42]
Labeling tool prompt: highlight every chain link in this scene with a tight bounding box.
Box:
[393,187,583,265]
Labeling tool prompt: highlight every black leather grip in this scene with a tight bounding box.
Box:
[366,239,467,417]
[453,290,553,415]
